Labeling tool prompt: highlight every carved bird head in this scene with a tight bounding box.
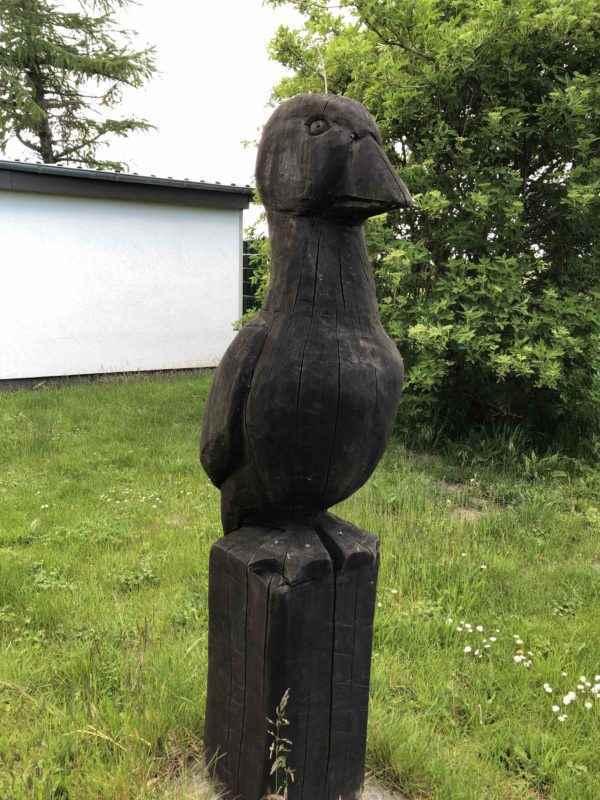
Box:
[256,93,412,222]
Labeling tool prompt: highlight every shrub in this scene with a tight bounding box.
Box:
[256,0,600,441]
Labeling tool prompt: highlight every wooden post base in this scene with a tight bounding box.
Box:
[204,514,379,800]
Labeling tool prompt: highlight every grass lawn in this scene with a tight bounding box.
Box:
[1,373,599,800]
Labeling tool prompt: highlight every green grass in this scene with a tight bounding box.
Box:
[1,374,599,799]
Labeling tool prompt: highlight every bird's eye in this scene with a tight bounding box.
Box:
[307,118,330,136]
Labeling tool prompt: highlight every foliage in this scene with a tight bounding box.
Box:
[237,221,271,329]
[266,689,295,799]
[259,0,600,438]
[244,219,272,308]
[0,0,155,169]
[2,375,600,797]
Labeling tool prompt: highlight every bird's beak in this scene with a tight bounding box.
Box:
[331,135,412,220]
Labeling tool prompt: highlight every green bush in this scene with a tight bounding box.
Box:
[255,0,600,440]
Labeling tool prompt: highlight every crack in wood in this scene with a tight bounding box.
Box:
[322,308,342,502]
[338,251,346,310]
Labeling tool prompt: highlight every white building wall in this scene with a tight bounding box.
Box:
[1,191,243,380]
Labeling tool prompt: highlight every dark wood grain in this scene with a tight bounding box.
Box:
[201,94,411,799]
[205,520,379,800]
[316,512,379,800]
[200,93,410,534]
[204,525,335,800]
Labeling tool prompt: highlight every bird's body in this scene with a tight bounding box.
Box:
[201,94,410,533]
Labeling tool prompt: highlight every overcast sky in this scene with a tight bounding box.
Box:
[104,1,303,187]
[4,1,305,220]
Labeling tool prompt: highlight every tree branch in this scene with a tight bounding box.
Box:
[357,8,435,62]
[55,129,106,159]
[15,128,42,154]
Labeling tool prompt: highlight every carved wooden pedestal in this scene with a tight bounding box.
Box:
[204,514,379,800]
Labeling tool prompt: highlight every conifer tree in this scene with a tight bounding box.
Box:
[0,0,155,170]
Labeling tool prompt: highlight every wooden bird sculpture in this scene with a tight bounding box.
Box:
[200,94,412,535]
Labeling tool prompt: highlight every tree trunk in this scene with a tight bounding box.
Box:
[26,64,56,163]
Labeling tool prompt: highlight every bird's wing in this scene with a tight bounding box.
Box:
[200,316,269,487]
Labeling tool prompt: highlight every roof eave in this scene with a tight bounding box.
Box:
[0,160,254,210]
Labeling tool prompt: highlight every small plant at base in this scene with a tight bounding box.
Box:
[264,689,295,800]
